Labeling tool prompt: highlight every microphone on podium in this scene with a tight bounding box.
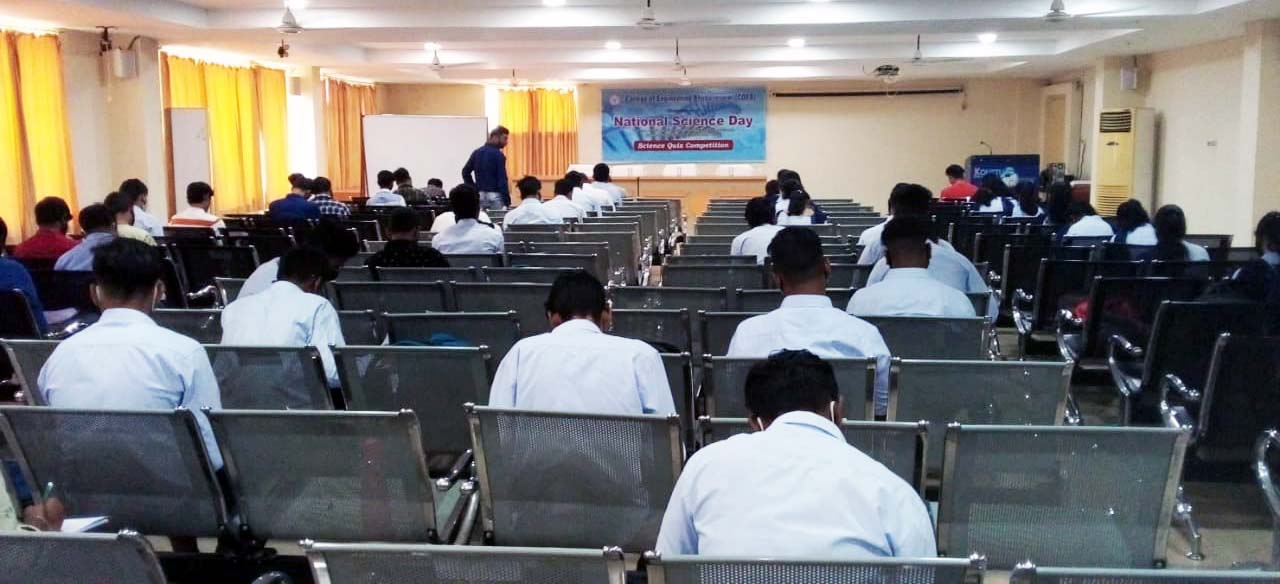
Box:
[978,141,994,155]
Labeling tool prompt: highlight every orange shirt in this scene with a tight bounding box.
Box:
[940,181,978,201]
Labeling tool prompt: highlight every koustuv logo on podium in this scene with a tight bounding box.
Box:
[601,87,767,163]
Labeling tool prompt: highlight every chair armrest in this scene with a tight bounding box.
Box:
[1012,288,1033,309]
[1254,431,1280,519]
[44,319,89,340]
[1161,373,1202,403]
[1106,334,1146,409]
[187,285,220,307]
[1064,393,1083,426]
[249,572,293,584]
[434,449,474,492]
[1056,308,1083,329]
[1109,334,1144,359]
[987,271,1002,285]
[1161,401,1195,433]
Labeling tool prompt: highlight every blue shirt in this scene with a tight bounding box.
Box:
[462,143,510,203]
[656,411,936,558]
[0,257,47,333]
[268,193,321,224]
[54,232,114,272]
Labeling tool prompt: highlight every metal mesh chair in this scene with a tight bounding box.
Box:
[1014,260,1143,352]
[891,360,1072,477]
[612,287,727,312]
[335,346,491,456]
[1146,260,1252,280]
[339,266,376,282]
[664,265,766,290]
[330,282,450,313]
[1168,335,1280,465]
[507,253,608,283]
[1056,278,1207,369]
[0,407,227,538]
[503,232,566,244]
[564,232,639,285]
[698,312,762,357]
[307,543,627,584]
[208,410,444,543]
[483,267,582,285]
[937,424,1187,569]
[0,531,168,584]
[467,405,682,550]
[862,316,988,360]
[666,255,756,266]
[452,283,553,337]
[205,345,333,410]
[1010,564,1280,584]
[695,224,749,237]
[678,243,732,256]
[2,339,59,405]
[226,232,296,263]
[733,290,783,312]
[150,309,223,343]
[375,267,478,283]
[441,254,504,268]
[829,264,874,289]
[339,310,385,346]
[644,555,981,584]
[699,418,927,493]
[610,309,692,354]
[661,353,695,448]
[384,312,521,363]
[170,244,260,292]
[1257,430,1280,570]
[214,277,246,305]
[702,356,876,419]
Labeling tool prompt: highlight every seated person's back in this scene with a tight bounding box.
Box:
[1064,201,1115,238]
[849,217,976,317]
[432,184,505,255]
[503,176,561,226]
[541,178,588,221]
[269,175,321,223]
[238,218,360,298]
[730,197,784,264]
[366,207,449,268]
[488,271,675,415]
[656,350,935,557]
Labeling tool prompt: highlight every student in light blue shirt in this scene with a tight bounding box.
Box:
[849,217,976,318]
[656,350,935,558]
[0,218,46,333]
[54,204,116,272]
[367,169,407,207]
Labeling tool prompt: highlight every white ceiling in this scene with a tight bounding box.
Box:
[4,0,1279,84]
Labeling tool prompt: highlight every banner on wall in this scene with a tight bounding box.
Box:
[601,86,766,162]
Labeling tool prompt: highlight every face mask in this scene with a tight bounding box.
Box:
[829,401,839,423]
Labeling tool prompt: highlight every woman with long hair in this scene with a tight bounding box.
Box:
[1011,182,1044,220]
[1152,204,1210,261]
[1113,199,1155,244]
[778,191,816,226]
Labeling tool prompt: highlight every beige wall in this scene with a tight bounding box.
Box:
[376,83,487,116]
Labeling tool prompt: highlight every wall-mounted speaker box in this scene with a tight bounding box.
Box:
[1120,65,1139,91]
[107,47,137,79]
[288,76,303,96]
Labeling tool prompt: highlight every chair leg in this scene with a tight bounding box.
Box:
[1175,486,1205,561]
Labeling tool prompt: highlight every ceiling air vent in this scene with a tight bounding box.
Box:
[1099,110,1133,133]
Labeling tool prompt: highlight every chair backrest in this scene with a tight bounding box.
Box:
[938,424,1187,568]
[733,289,783,312]
[661,352,694,448]
[665,255,756,266]
[975,233,1051,277]
[0,407,227,537]
[205,345,333,410]
[861,316,987,360]
[828,264,874,289]
[0,532,168,584]
[27,269,95,313]
[307,542,628,584]
[227,233,296,263]
[504,223,566,234]
[892,359,1072,476]
[452,283,553,337]
[0,289,40,338]
[150,309,223,344]
[698,312,763,357]
[442,254,504,268]
[375,267,478,283]
[482,267,582,285]
[1227,247,1261,262]
[335,346,491,455]
[966,291,992,316]
[695,223,749,237]
[2,339,59,405]
[1185,234,1233,254]
[467,405,682,550]
[564,231,639,285]
[1060,235,1113,247]
[699,418,927,493]
[213,277,245,305]
[610,309,692,354]
[1073,277,1208,361]
[1194,335,1280,459]
[678,243,731,256]
[384,311,521,363]
[1147,260,1252,280]
[507,253,608,282]
[338,310,385,346]
[170,244,260,290]
[329,282,450,313]
[684,235,735,246]
[1139,302,1266,396]
[612,287,727,312]
[338,265,375,282]
[1029,260,1143,333]
[703,356,877,420]
[1010,565,1280,584]
[208,409,439,542]
[645,554,981,584]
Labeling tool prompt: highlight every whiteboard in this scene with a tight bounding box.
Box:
[167,108,211,213]
[362,115,490,195]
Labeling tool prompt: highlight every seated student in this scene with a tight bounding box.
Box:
[14,197,78,262]
[974,174,1015,215]
[104,191,157,246]
[861,185,988,296]
[429,182,495,232]
[1112,199,1155,244]
[0,218,47,333]
[392,168,426,203]
[1226,212,1280,306]
[655,350,935,557]
[777,191,816,226]
[365,207,449,269]
[308,177,351,218]
[1151,204,1210,261]
[54,204,116,272]
[268,175,321,224]
[431,185,505,255]
[488,272,675,415]
[773,170,829,225]
[503,176,561,226]
[1045,182,1075,238]
[1063,201,1115,238]
[38,238,222,466]
[726,227,891,414]
[367,170,407,207]
[422,177,448,203]
[1010,182,1045,220]
[568,171,612,215]
[762,179,781,207]
[857,183,909,264]
[169,182,226,230]
[542,178,588,221]
[119,178,164,237]
[221,247,345,388]
[730,197,784,264]
[939,164,978,201]
[592,163,627,206]
[239,219,360,298]
[848,217,976,318]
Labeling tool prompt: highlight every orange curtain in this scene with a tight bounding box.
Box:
[499,88,578,177]
[255,67,289,198]
[0,32,76,243]
[323,78,377,194]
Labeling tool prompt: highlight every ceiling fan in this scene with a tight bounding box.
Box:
[1043,0,1148,23]
[674,67,692,86]
[636,0,729,31]
[670,38,689,71]
[276,4,304,35]
[909,34,971,67]
[428,49,482,72]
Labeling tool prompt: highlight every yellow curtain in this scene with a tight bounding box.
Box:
[162,54,206,109]
[255,67,289,198]
[499,88,578,177]
[0,32,76,243]
[323,78,377,194]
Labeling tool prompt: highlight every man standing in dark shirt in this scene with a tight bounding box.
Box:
[462,126,511,210]
[366,207,450,269]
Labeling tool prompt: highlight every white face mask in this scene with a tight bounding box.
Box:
[829,401,839,422]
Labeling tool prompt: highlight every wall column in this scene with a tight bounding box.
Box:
[1240,20,1280,225]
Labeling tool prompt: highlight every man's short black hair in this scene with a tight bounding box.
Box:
[450,184,481,220]
[881,215,933,247]
[765,179,780,197]
[376,170,395,189]
[777,169,801,184]
[393,168,411,183]
[290,174,312,193]
[545,271,607,322]
[305,218,361,261]
[517,176,542,199]
[554,178,573,197]
[103,191,132,217]
[592,163,611,182]
[78,203,114,233]
[893,183,933,217]
[278,246,336,284]
[768,227,825,283]
[490,125,510,138]
[563,172,585,189]
[427,178,443,188]
[745,197,775,228]
[186,181,214,206]
[744,349,839,421]
[780,179,804,196]
[311,176,332,195]
[1256,211,1280,250]
[388,207,420,234]
[945,164,966,179]
[1069,201,1097,218]
[92,238,163,300]
[34,197,72,226]
[118,179,148,203]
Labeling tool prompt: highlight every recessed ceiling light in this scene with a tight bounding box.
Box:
[604,40,622,50]
[542,0,566,6]
[787,37,806,48]
[978,32,998,44]
[423,42,441,51]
